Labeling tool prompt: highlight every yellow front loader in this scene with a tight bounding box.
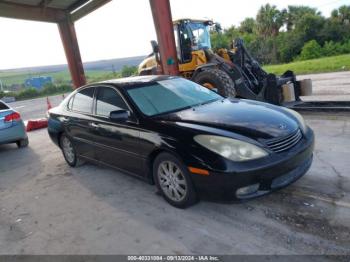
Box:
[139,19,312,105]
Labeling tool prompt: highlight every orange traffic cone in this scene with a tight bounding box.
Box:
[47,97,52,110]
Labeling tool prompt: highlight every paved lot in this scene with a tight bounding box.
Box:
[299,71,350,96]
[299,71,350,101]
[0,114,349,255]
[9,94,68,121]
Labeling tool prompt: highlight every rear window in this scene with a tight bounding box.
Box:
[72,87,94,114]
[0,101,9,110]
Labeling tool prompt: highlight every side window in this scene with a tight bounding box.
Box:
[179,25,192,63]
[72,87,94,114]
[173,25,181,62]
[96,87,128,117]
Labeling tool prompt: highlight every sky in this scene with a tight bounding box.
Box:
[0,0,348,70]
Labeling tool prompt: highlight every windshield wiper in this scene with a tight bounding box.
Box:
[192,98,220,108]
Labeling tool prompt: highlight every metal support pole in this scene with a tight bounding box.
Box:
[58,17,86,88]
[149,0,179,76]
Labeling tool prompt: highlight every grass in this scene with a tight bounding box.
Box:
[0,69,114,86]
[263,54,350,75]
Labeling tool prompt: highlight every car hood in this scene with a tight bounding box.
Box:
[158,99,299,140]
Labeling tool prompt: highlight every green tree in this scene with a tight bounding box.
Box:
[224,25,241,39]
[16,88,39,100]
[256,4,284,63]
[256,4,284,37]
[323,5,350,43]
[285,6,319,31]
[210,31,230,50]
[210,25,240,50]
[239,18,256,34]
[322,41,342,56]
[121,65,137,77]
[54,76,65,85]
[299,40,322,60]
[294,13,325,43]
[276,32,304,63]
[332,5,350,23]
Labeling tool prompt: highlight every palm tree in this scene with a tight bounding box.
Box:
[256,4,284,37]
[285,6,319,31]
[256,4,284,63]
[337,5,350,24]
[239,18,256,34]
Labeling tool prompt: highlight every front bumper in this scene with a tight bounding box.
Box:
[191,128,314,201]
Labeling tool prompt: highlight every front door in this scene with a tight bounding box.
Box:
[91,86,145,177]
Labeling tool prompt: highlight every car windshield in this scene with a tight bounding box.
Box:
[127,78,222,116]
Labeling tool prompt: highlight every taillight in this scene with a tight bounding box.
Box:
[4,112,21,122]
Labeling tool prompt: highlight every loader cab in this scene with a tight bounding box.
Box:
[138,19,214,76]
[173,19,212,65]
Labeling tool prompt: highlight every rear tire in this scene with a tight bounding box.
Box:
[193,68,237,98]
[60,134,84,167]
[16,138,29,148]
[153,152,198,208]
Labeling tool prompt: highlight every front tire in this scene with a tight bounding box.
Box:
[153,152,198,208]
[60,134,84,167]
[193,68,237,98]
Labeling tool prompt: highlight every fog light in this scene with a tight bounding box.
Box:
[236,183,260,197]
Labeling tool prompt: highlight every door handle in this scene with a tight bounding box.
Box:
[89,122,99,128]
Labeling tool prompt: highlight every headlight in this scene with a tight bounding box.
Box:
[194,135,268,162]
[282,108,307,133]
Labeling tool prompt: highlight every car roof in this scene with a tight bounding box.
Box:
[97,75,179,89]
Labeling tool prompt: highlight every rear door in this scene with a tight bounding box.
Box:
[65,87,96,160]
[91,86,145,176]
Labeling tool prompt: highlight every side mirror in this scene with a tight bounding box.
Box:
[151,40,159,54]
[109,110,129,122]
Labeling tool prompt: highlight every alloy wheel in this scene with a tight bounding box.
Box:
[62,136,75,164]
[158,161,187,202]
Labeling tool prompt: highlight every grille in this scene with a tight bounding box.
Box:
[265,129,302,153]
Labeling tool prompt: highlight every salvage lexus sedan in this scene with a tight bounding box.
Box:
[48,76,314,208]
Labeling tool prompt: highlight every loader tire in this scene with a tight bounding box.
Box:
[193,68,236,98]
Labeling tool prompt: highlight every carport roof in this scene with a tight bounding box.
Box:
[0,0,111,22]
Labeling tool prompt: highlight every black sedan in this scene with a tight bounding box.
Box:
[48,76,314,208]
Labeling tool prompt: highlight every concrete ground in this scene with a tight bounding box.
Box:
[299,71,350,101]
[0,114,349,255]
